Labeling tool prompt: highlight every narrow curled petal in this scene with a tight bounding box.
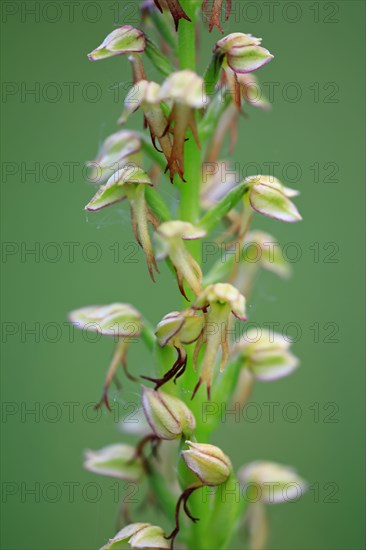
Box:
[84,444,143,481]
[88,26,146,61]
[68,303,142,337]
[100,522,169,549]
[203,0,232,33]
[153,0,191,30]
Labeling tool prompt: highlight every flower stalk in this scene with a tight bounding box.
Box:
[72,6,307,550]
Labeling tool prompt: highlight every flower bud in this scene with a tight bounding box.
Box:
[84,444,144,481]
[155,309,205,347]
[215,33,273,74]
[245,175,302,222]
[243,231,290,278]
[238,461,307,504]
[87,130,142,185]
[182,441,232,486]
[69,303,142,337]
[100,522,169,550]
[155,221,206,298]
[88,26,146,61]
[142,387,196,440]
[234,328,299,381]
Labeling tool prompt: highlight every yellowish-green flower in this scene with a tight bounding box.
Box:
[193,283,246,399]
[155,221,207,298]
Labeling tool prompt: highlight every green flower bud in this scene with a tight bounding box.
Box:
[245,175,302,222]
[243,231,291,278]
[215,33,273,74]
[182,441,232,486]
[238,461,307,504]
[155,309,205,347]
[234,328,299,381]
[68,303,142,337]
[87,130,142,185]
[156,221,206,298]
[88,26,146,61]
[100,522,169,550]
[84,444,144,481]
[142,387,196,440]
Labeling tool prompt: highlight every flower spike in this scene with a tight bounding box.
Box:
[192,283,246,399]
[155,221,207,298]
[85,165,159,280]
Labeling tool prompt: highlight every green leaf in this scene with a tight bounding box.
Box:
[199,181,250,233]
[198,91,231,145]
[203,51,224,96]
[145,186,172,222]
[145,37,174,77]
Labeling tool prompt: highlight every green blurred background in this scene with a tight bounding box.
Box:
[1,1,365,549]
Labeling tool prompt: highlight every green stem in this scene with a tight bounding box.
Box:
[140,320,156,352]
[178,1,196,71]
[177,1,201,260]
